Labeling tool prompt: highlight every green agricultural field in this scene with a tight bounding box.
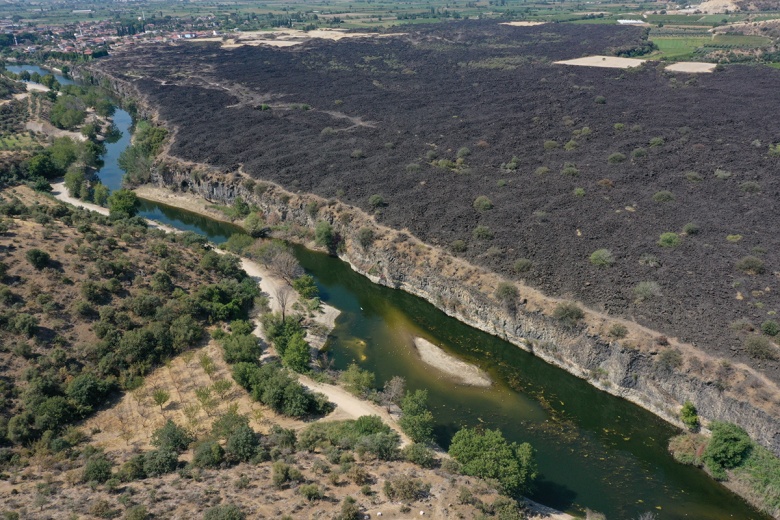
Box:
[0,133,37,151]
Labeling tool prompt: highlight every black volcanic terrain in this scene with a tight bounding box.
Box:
[96,20,780,378]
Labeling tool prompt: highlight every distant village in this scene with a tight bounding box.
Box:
[1,12,226,57]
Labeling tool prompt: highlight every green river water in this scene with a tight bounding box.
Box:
[13,64,765,519]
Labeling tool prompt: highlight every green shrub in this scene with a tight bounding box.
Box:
[299,484,324,501]
[513,258,532,273]
[203,504,246,520]
[383,477,431,501]
[652,191,675,203]
[473,225,493,240]
[714,168,732,180]
[124,505,149,520]
[632,147,647,159]
[334,497,360,520]
[457,146,471,158]
[534,166,550,175]
[607,152,626,164]
[735,256,765,275]
[744,335,777,360]
[193,440,225,468]
[656,349,683,372]
[83,454,113,483]
[314,221,335,250]
[589,249,614,267]
[633,281,661,302]
[658,233,681,248]
[594,95,606,104]
[450,240,466,253]
[685,171,703,182]
[142,448,178,477]
[495,282,519,303]
[613,123,625,131]
[739,181,761,193]
[608,323,628,339]
[357,228,375,249]
[272,461,303,488]
[768,143,780,157]
[704,422,752,479]
[402,443,437,468]
[25,248,50,269]
[368,194,384,209]
[649,137,664,147]
[761,320,780,337]
[682,222,699,235]
[564,140,578,151]
[553,302,584,328]
[680,401,699,431]
[573,187,585,197]
[561,163,579,176]
[473,195,493,211]
[543,140,559,150]
[151,420,193,452]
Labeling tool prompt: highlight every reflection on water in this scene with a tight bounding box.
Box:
[293,245,767,520]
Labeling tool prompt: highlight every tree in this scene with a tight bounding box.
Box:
[63,168,86,197]
[703,422,752,479]
[107,189,140,220]
[399,389,435,443]
[66,373,111,415]
[449,427,537,496]
[315,220,335,251]
[274,286,292,322]
[282,332,311,373]
[680,401,699,431]
[151,419,193,452]
[269,250,302,286]
[244,212,268,237]
[225,424,259,462]
[143,448,179,477]
[27,154,58,179]
[381,376,406,410]
[340,363,375,397]
[292,274,319,300]
[193,440,225,468]
[92,183,110,206]
[152,388,170,411]
[26,249,51,270]
[83,454,113,483]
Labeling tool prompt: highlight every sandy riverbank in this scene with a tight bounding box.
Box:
[414,337,492,387]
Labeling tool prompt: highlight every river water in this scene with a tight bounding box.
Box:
[10,65,768,519]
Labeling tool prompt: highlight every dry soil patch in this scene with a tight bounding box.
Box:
[554,55,648,68]
[665,61,717,73]
[413,337,492,387]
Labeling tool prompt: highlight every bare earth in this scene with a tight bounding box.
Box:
[500,21,547,27]
[413,338,492,387]
[26,120,86,141]
[554,55,648,69]
[665,62,717,73]
[209,28,405,49]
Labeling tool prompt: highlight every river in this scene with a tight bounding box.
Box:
[10,64,768,519]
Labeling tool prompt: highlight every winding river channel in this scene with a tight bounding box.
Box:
[11,65,769,519]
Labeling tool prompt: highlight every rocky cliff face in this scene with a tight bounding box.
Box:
[149,164,780,458]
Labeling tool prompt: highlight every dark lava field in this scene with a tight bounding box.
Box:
[96,20,780,378]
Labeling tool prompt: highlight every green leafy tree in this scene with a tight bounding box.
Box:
[63,168,86,198]
[292,274,319,300]
[151,419,193,452]
[449,427,537,496]
[92,183,110,206]
[193,440,225,468]
[83,454,113,483]
[204,504,246,520]
[703,422,752,479]
[25,249,51,270]
[315,220,335,251]
[107,189,140,220]
[225,424,259,462]
[152,389,170,411]
[282,332,311,373]
[680,401,699,431]
[340,363,375,398]
[27,154,59,179]
[399,389,435,443]
[142,448,179,477]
